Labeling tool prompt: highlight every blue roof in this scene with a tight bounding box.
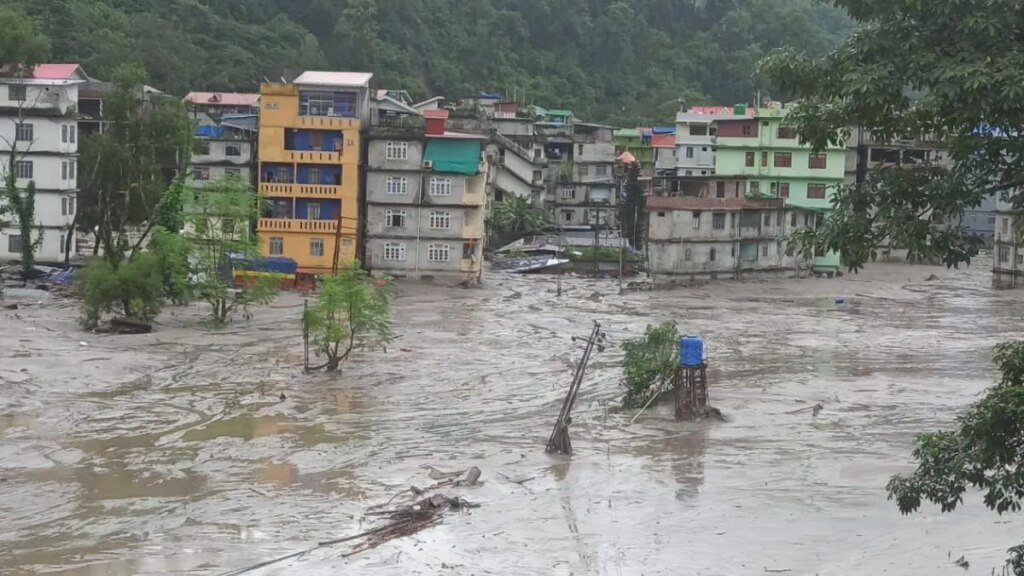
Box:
[652,126,676,135]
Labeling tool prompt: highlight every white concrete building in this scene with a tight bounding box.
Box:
[0,64,87,264]
[646,194,800,284]
[993,195,1022,288]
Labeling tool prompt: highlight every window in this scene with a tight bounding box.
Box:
[562,210,574,222]
[385,141,409,160]
[310,238,325,257]
[777,125,797,139]
[385,209,407,228]
[716,181,726,198]
[222,217,236,234]
[561,187,576,199]
[429,210,451,229]
[15,123,32,142]
[428,243,450,262]
[62,125,68,143]
[59,234,65,253]
[778,183,790,198]
[685,170,693,176]
[684,248,692,261]
[808,153,827,169]
[69,197,75,215]
[692,211,701,229]
[710,248,717,261]
[1003,218,1010,234]
[307,201,322,220]
[764,213,772,227]
[749,182,760,195]
[596,165,609,177]
[762,244,770,257]
[657,211,666,217]
[742,125,752,136]
[776,212,783,227]
[463,241,477,259]
[578,165,590,177]
[1000,246,1010,263]
[269,237,284,255]
[689,124,708,136]
[791,212,798,227]
[430,177,453,196]
[225,145,242,157]
[745,152,755,167]
[384,242,406,261]
[9,84,26,101]
[14,160,32,179]
[385,176,407,195]
[532,170,542,182]
[193,167,210,181]
[8,234,22,252]
[62,161,68,180]
[774,152,793,168]
[62,197,69,216]
[807,184,827,199]
[712,213,726,230]
[307,167,322,184]
[69,125,76,144]
[299,91,334,116]
[686,147,694,159]
[1018,253,1024,265]
[68,160,76,180]
[225,168,241,178]
[989,215,997,225]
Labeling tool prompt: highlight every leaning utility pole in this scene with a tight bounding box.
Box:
[546,321,606,455]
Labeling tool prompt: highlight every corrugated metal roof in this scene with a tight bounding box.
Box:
[646,196,783,211]
[651,134,675,148]
[293,71,373,87]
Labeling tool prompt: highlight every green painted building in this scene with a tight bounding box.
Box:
[613,128,654,168]
[714,105,846,273]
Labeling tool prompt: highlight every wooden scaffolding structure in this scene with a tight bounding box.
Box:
[674,364,709,420]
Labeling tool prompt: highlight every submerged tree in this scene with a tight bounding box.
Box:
[305,262,394,372]
[179,176,277,324]
[76,251,164,329]
[619,161,645,250]
[621,321,679,409]
[761,1,1024,570]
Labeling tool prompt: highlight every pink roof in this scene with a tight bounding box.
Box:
[183,92,259,107]
[32,64,85,80]
[651,134,675,148]
[617,151,638,164]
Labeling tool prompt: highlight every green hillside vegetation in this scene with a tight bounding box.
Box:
[6,0,849,124]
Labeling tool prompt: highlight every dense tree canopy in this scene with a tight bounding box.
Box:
[760,0,1024,270]
[5,0,849,124]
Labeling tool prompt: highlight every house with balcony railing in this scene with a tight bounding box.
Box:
[255,71,371,274]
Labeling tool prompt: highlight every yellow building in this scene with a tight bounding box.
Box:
[257,71,372,274]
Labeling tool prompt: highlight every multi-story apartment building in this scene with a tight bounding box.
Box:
[715,104,847,275]
[0,64,86,264]
[364,109,487,282]
[185,93,258,189]
[256,71,371,275]
[646,192,792,284]
[542,122,618,229]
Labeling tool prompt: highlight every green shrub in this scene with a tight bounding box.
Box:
[621,321,679,408]
[77,253,165,329]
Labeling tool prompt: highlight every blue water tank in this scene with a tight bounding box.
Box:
[679,336,705,367]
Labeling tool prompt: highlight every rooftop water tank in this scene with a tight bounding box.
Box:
[679,336,705,367]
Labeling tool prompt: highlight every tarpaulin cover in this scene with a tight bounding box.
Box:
[424,139,481,175]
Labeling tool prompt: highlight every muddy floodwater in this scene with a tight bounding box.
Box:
[3,260,1024,575]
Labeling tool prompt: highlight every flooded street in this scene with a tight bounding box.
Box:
[3,259,1024,575]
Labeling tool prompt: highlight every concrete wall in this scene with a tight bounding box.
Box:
[366,170,423,204]
[194,140,253,164]
[365,236,481,279]
[0,82,78,115]
[367,138,424,171]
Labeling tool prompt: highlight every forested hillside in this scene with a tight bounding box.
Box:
[8,0,850,124]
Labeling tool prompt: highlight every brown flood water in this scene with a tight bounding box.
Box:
[2,259,1024,575]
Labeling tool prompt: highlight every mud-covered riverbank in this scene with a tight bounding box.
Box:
[2,260,1023,575]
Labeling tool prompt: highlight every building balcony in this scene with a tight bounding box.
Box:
[256,218,341,233]
[258,182,348,198]
[293,115,360,130]
[260,148,353,165]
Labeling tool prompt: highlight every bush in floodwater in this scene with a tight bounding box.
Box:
[76,253,165,329]
[304,262,395,372]
[621,321,679,409]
